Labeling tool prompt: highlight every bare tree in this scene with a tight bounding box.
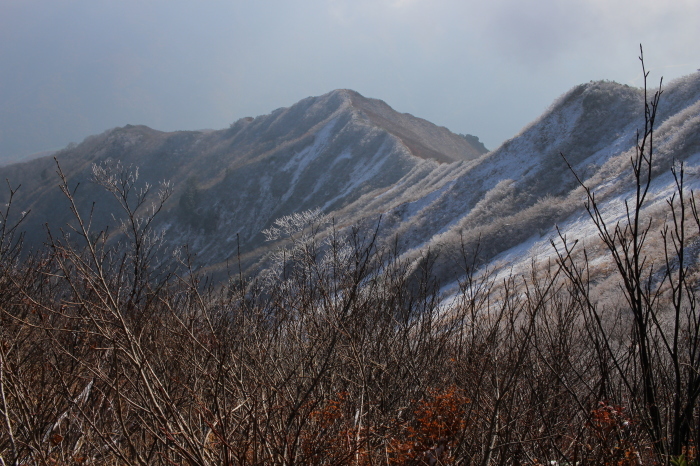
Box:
[556,46,700,464]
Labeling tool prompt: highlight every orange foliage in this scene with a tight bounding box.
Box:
[387,385,470,464]
[301,392,355,464]
[583,401,644,466]
[296,386,470,464]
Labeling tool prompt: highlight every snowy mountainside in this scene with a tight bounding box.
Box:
[385,72,700,287]
[0,89,485,273]
[2,72,698,286]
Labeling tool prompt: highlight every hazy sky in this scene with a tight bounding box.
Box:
[1,0,698,162]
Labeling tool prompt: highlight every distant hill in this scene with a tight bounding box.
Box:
[0,149,57,167]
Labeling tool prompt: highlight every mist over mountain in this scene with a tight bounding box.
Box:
[2,73,699,287]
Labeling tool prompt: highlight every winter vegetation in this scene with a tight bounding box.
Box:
[2,53,700,464]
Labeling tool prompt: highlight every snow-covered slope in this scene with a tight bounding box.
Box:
[1,72,698,286]
[0,89,485,273]
[384,72,700,287]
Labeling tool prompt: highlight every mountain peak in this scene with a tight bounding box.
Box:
[303,88,489,163]
[240,89,487,164]
[342,90,488,162]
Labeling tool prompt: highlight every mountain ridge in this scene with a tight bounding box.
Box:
[0,88,486,276]
[1,73,699,287]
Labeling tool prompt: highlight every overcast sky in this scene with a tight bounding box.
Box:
[1,0,698,163]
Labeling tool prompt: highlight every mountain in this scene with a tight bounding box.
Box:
[2,73,699,287]
[0,89,486,276]
[379,73,700,290]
